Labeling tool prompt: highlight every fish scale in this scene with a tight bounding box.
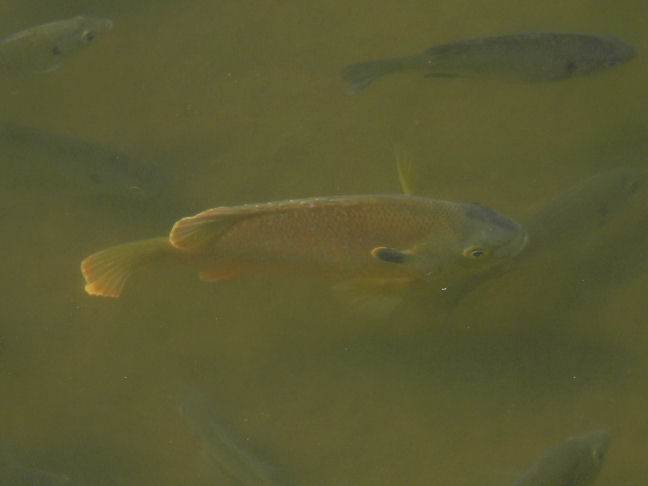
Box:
[188,196,463,276]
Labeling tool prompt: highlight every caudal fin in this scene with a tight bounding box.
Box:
[81,237,174,297]
[340,57,408,93]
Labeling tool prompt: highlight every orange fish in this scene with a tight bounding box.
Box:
[81,195,527,306]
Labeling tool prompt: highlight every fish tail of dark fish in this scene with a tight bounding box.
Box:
[340,55,420,94]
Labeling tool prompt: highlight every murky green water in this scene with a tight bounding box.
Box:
[1,1,647,484]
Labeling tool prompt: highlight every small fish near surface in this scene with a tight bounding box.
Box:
[0,15,112,74]
[341,33,637,93]
[512,430,610,486]
[178,387,290,485]
[80,194,527,311]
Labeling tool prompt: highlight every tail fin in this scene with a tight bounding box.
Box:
[81,237,174,297]
[340,57,408,94]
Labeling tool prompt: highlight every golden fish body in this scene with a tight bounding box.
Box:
[172,195,526,282]
[81,194,527,300]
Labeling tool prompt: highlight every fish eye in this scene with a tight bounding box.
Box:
[81,30,96,43]
[51,46,62,56]
[463,247,486,259]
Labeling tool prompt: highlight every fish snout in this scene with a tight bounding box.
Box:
[493,229,528,260]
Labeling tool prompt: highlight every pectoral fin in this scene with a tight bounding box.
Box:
[332,277,415,317]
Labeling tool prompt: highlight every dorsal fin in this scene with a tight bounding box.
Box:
[169,207,254,250]
[394,146,419,196]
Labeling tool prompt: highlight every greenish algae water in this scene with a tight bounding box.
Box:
[0,1,647,485]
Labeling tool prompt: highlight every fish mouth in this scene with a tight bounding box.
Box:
[493,230,528,259]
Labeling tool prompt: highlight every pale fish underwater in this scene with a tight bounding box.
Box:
[512,430,610,486]
[342,33,637,93]
[522,167,646,255]
[178,387,289,485]
[0,15,112,74]
[80,194,527,312]
[0,122,167,204]
[441,166,648,335]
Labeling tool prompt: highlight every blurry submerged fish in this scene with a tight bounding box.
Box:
[523,168,645,254]
[458,165,646,296]
[0,16,112,74]
[0,465,84,485]
[341,33,637,93]
[81,194,527,308]
[512,430,610,486]
[0,123,166,203]
[178,387,289,485]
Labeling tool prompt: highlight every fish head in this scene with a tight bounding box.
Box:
[585,430,611,463]
[568,36,637,76]
[50,16,113,60]
[453,202,527,270]
[573,430,610,467]
[600,36,638,66]
[402,202,527,282]
[566,430,611,483]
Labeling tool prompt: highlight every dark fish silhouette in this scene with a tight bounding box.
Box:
[342,33,637,93]
[512,430,610,486]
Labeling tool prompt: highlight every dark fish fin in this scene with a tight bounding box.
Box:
[340,57,407,94]
[81,237,173,297]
